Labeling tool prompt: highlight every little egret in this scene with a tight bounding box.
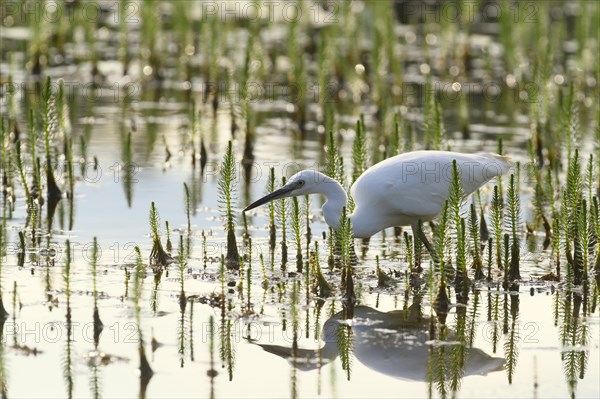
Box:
[244,150,511,253]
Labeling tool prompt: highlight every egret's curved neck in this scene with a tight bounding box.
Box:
[320,177,348,231]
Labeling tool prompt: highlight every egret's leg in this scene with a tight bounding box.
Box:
[412,222,438,263]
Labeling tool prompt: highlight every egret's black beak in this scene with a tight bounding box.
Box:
[243,186,294,212]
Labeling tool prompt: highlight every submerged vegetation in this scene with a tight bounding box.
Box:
[0,1,599,398]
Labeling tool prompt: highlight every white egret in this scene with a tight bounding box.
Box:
[244,150,511,252]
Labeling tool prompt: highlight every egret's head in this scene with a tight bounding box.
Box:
[243,169,331,212]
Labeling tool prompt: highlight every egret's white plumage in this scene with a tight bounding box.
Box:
[244,150,512,240]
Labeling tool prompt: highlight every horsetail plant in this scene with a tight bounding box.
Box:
[245,238,253,313]
[563,82,579,160]
[448,160,465,230]
[0,228,7,320]
[423,78,435,149]
[218,141,240,270]
[505,174,521,280]
[276,176,289,267]
[259,253,268,290]
[184,182,191,234]
[291,196,303,272]
[435,201,450,275]
[469,203,484,279]
[27,110,40,192]
[491,186,504,268]
[351,118,367,185]
[133,246,153,384]
[304,194,311,258]
[14,143,31,201]
[149,202,171,267]
[64,240,73,397]
[312,242,333,298]
[389,113,402,157]
[562,150,583,268]
[178,235,188,367]
[497,138,504,202]
[454,218,469,298]
[178,235,187,312]
[90,237,103,345]
[165,221,173,253]
[42,76,62,204]
[268,167,276,249]
[404,232,414,272]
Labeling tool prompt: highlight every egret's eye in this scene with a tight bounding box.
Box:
[297,180,305,187]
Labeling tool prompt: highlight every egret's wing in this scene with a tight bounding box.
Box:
[352,151,511,218]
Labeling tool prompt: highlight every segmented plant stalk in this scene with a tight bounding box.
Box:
[573,199,589,284]
[304,194,311,258]
[291,196,303,272]
[506,174,521,280]
[0,228,6,317]
[435,201,450,273]
[433,100,445,150]
[27,109,40,190]
[42,76,62,203]
[423,78,434,149]
[529,140,546,226]
[469,203,484,279]
[178,235,187,312]
[593,197,600,274]
[388,114,401,157]
[268,167,276,249]
[449,160,465,231]
[165,221,172,253]
[454,218,469,296]
[562,150,582,268]
[404,232,414,271]
[491,186,503,268]
[149,202,170,266]
[586,154,594,208]
[202,230,207,270]
[313,242,333,298]
[218,141,239,270]
[184,182,191,234]
[259,254,268,289]
[15,143,31,200]
[352,118,367,185]
[564,82,578,160]
[65,135,75,197]
[133,246,153,380]
[497,138,504,201]
[276,177,288,267]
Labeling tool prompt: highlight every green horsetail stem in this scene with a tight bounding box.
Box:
[352,118,367,185]
[506,174,521,280]
[218,141,240,270]
[469,203,484,279]
[268,167,276,249]
[435,201,450,274]
[277,176,288,267]
[291,196,303,272]
[313,242,333,298]
[184,182,191,234]
[133,246,153,381]
[491,186,503,269]
[149,202,170,266]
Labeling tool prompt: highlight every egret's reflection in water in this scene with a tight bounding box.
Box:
[252,303,504,381]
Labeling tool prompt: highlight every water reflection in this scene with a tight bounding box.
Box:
[252,303,504,383]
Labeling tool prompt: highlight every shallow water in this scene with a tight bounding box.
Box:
[1,1,599,398]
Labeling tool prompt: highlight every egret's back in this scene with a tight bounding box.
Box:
[350,151,511,237]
